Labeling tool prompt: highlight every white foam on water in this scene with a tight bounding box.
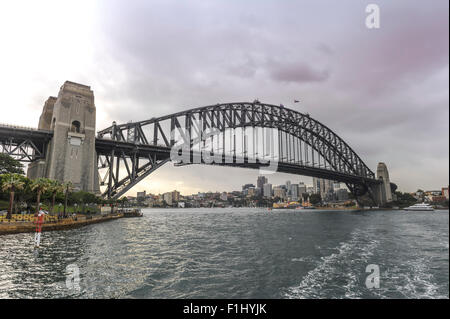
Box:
[291,256,318,263]
[381,257,448,299]
[284,228,380,299]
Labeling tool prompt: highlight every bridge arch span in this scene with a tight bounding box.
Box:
[96,102,377,199]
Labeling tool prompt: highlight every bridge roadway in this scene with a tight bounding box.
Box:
[1,123,382,186]
[0,123,53,162]
[95,137,380,186]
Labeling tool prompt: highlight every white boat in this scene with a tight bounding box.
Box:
[403,203,434,211]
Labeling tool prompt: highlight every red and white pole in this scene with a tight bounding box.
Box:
[34,210,45,248]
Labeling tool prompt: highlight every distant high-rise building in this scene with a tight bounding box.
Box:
[312,177,321,194]
[286,180,291,195]
[273,186,287,200]
[136,191,146,199]
[163,192,173,205]
[336,189,349,201]
[247,187,257,197]
[313,177,334,199]
[163,190,180,206]
[172,190,180,202]
[257,176,268,192]
[298,182,307,195]
[290,184,299,201]
[242,183,255,196]
[263,183,273,198]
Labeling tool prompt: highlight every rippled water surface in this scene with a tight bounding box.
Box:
[0,208,448,298]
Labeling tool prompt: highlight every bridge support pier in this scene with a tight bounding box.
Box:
[27,81,100,193]
[368,162,393,206]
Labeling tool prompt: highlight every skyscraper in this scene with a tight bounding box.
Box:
[286,180,291,196]
[263,183,273,198]
[257,175,268,192]
[313,177,334,199]
[273,186,286,200]
[290,184,299,201]
[298,182,307,195]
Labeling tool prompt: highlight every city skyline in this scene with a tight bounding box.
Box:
[131,174,447,198]
[0,0,448,194]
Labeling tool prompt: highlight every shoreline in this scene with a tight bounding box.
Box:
[0,214,124,236]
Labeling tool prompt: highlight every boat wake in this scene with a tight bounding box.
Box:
[284,228,380,299]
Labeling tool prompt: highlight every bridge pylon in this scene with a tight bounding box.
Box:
[367,162,394,206]
[27,81,100,193]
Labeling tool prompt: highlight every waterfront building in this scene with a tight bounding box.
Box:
[431,196,447,202]
[247,187,257,197]
[273,186,286,200]
[313,177,334,200]
[286,180,291,196]
[220,192,228,201]
[263,183,273,198]
[298,182,307,195]
[137,191,146,199]
[242,183,255,196]
[163,192,173,205]
[442,187,449,199]
[163,190,180,206]
[336,189,349,201]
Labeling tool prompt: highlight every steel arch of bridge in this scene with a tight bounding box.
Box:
[96,102,378,199]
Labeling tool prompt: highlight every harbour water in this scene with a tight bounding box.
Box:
[0,208,448,299]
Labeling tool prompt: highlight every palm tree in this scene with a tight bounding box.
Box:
[0,173,25,219]
[63,182,73,218]
[120,197,128,210]
[48,180,64,215]
[31,178,51,216]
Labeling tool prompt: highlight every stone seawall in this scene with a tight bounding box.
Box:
[0,214,123,236]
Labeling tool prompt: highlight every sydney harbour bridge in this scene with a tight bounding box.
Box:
[0,81,395,205]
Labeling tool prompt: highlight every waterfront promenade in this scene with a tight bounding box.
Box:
[0,213,123,235]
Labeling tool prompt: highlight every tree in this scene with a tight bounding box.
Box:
[301,193,309,203]
[31,178,51,216]
[309,194,322,205]
[48,180,64,215]
[119,197,128,209]
[0,173,26,219]
[0,154,24,175]
[392,191,417,208]
[63,182,73,218]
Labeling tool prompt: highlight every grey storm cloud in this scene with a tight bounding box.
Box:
[5,0,444,193]
[86,0,448,192]
[266,60,330,83]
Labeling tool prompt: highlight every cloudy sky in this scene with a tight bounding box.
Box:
[0,0,448,195]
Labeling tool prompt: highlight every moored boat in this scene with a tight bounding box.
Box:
[403,203,434,211]
[122,208,143,217]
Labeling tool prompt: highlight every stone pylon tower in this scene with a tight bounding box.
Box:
[375,162,393,204]
[28,81,100,193]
